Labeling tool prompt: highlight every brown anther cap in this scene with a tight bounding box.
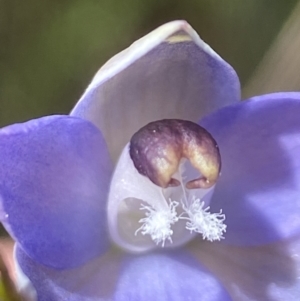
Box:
[129,119,221,189]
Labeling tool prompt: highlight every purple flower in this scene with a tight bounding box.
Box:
[1,20,300,301]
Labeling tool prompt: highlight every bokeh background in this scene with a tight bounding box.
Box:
[1,0,300,129]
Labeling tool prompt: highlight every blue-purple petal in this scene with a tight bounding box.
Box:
[199,92,300,245]
[189,236,300,301]
[71,21,240,161]
[16,246,232,301]
[115,251,232,301]
[0,116,112,268]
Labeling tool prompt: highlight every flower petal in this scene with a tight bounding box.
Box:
[0,116,112,268]
[114,250,232,301]
[190,235,300,301]
[71,20,240,161]
[16,246,232,301]
[199,92,300,245]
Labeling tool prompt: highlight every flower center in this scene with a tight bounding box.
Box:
[107,119,225,253]
[134,177,226,246]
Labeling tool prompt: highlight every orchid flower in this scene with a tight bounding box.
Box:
[0,20,300,301]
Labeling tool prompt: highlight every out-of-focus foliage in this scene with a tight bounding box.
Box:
[0,0,297,126]
[244,1,300,97]
[0,254,21,301]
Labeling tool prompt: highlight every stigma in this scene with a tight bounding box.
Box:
[107,119,226,253]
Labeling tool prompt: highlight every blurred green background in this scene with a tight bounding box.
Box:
[0,0,299,128]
